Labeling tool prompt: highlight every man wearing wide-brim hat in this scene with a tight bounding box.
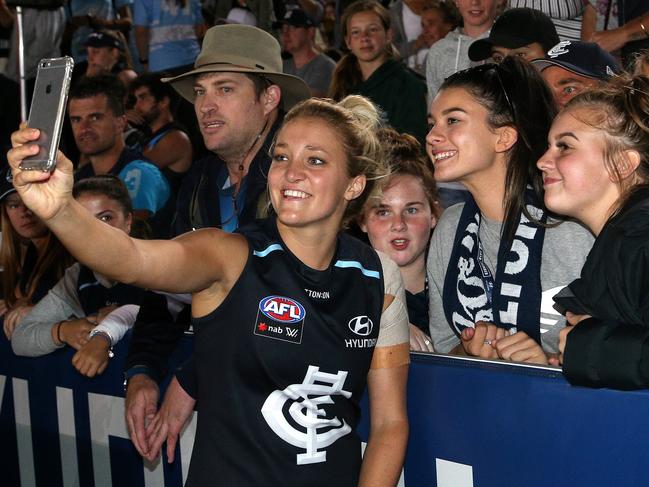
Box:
[123,24,311,459]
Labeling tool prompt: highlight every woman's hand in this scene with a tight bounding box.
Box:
[549,311,591,366]
[7,126,75,223]
[589,28,629,53]
[57,318,96,350]
[72,335,110,377]
[460,321,507,359]
[145,377,195,462]
[125,375,160,458]
[409,324,434,352]
[3,304,33,339]
[494,331,548,365]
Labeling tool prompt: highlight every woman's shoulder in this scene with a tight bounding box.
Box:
[375,249,401,295]
[612,192,649,238]
[434,203,465,234]
[382,59,426,87]
[545,218,593,240]
[542,219,594,267]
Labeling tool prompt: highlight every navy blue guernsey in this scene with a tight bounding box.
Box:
[185,217,385,487]
[76,265,145,315]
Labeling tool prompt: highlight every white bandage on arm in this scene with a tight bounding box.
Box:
[372,252,410,369]
[91,304,140,345]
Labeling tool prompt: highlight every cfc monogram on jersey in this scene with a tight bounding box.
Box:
[261,365,352,465]
[185,218,383,487]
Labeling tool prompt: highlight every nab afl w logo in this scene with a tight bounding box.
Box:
[255,296,306,344]
[259,296,306,323]
[348,315,373,336]
[261,365,352,465]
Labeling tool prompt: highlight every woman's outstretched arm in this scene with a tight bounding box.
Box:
[8,127,247,294]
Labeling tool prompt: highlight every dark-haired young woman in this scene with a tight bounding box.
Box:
[426,56,593,364]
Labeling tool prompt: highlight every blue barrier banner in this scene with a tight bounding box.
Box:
[0,331,195,487]
[403,353,649,487]
[3,333,649,486]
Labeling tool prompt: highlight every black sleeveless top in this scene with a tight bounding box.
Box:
[185,217,385,487]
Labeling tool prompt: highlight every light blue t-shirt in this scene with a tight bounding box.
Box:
[118,160,170,215]
[133,0,202,72]
[66,0,133,63]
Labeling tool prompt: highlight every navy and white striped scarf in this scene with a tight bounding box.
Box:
[442,193,547,344]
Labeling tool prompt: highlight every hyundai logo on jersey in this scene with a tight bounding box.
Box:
[255,296,306,344]
[348,316,373,336]
[345,315,377,348]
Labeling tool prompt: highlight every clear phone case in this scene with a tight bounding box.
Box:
[20,56,74,172]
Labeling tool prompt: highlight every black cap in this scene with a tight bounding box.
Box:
[273,8,315,29]
[468,8,560,62]
[84,30,123,51]
[0,167,15,202]
[532,40,621,80]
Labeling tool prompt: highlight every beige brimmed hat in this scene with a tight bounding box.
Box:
[163,24,311,108]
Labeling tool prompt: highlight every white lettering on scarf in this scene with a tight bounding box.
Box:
[453,217,493,330]
[497,208,539,326]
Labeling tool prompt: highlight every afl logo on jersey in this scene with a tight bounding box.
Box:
[255,296,306,345]
[259,296,306,323]
[348,315,373,336]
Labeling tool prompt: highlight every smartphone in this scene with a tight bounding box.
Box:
[20,56,74,172]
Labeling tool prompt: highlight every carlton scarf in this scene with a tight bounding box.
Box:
[442,193,547,344]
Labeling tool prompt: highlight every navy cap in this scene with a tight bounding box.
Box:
[84,30,123,51]
[469,8,560,62]
[273,8,315,29]
[532,40,621,81]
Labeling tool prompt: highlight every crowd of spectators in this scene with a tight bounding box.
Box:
[2,0,649,483]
